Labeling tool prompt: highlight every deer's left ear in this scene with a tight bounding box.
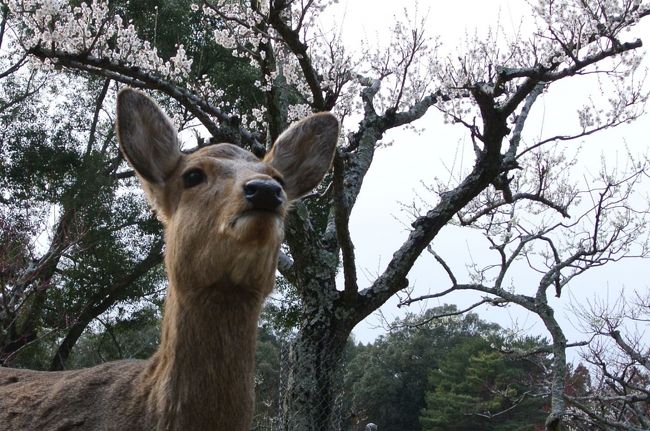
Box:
[264,112,339,200]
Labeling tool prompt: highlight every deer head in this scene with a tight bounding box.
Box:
[116,89,338,298]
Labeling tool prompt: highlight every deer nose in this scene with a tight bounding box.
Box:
[244,179,283,211]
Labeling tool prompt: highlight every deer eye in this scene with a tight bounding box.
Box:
[182,168,205,188]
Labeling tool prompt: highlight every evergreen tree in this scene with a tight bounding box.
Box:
[343,306,548,431]
[420,337,548,431]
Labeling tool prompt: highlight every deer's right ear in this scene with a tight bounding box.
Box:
[116,89,182,184]
[117,89,182,218]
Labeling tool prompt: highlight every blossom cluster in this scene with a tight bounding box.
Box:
[199,0,363,122]
[6,0,648,140]
[531,0,649,67]
[7,0,194,82]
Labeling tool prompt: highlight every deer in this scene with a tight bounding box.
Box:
[0,88,339,430]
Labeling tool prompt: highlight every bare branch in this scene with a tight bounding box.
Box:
[332,152,358,297]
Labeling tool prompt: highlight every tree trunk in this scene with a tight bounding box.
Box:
[281,203,353,430]
[283,315,349,431]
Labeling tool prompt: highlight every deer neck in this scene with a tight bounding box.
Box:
[144,280,265,430]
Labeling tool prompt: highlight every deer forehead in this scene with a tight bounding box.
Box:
[182,143,278,180]
[193,143,259,162]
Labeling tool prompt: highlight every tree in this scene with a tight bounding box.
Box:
[420,336,549,431]
[65,304,162,369]
[2,1,649,429]
[343,307,548,431]
[399,149,650,430]
[0,0,262,371]
[0,72,167,370]
[563,291,650,430]
[344,307,503,431]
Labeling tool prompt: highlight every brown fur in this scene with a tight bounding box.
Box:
[0,89,339,431]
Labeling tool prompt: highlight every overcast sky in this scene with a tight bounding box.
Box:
[321,1,650,354]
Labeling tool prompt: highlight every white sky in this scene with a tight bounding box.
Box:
[324,1,650,357]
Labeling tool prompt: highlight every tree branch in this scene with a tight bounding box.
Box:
[28,47,266,154]
[609,330,650,372]
[332,151,358,298]
[85,78,111,157]
[267,0,326,110]
[50,238,163,371]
